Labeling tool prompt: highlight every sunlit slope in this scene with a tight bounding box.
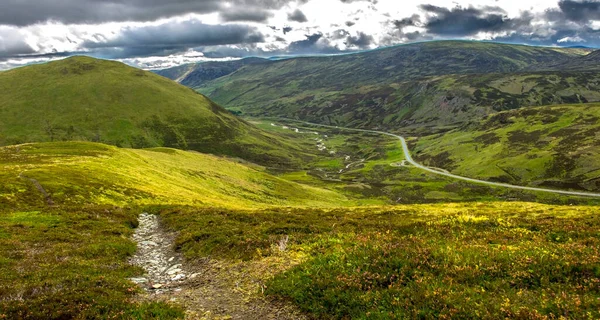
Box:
[0,56,303,165]
[0,142,348,209]
[414,104,600,191]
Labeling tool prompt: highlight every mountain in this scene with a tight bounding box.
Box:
[0,56,304,165]
[157,41,598,131]
[154,57,268,88]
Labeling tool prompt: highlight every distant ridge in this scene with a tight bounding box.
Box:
[156,40,599,131]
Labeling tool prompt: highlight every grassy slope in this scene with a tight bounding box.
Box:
[0,142,347,210]
[531,49,600,72]
[0,56,308,166]
[191,41,592,130]
[154,57,269,88]
[0,141,346,318]
[0,207,184,319]
[414,104,600,191]
[159,203,600,319]
[2,141,600,318]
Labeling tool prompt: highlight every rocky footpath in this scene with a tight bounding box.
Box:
[129,213,306,319]
[129,213,196,294]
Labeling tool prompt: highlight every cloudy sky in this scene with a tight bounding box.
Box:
[1,0,600,70]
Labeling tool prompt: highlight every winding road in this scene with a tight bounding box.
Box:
[283,119,600,198]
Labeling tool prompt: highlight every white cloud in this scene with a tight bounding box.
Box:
[558,36,586,43]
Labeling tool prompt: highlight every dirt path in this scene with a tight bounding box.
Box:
[130,213,307,320]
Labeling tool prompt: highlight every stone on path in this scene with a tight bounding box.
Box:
[129,213,187,294]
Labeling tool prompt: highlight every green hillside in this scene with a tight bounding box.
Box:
[166,41,596,130]
[2,143,600,318]
[413,104,600,191]
[0,142,347,210]
[0,56,306,165]
[531,50,600,72]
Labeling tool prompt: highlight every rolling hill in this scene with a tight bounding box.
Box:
[157,41,598,131]
[530,49,600,72]
[0,142,347,210]
[413,104,600,191]
[0,56,307,165]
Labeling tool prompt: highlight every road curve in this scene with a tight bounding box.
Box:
[283,119,600,198]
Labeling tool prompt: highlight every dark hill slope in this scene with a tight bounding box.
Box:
[155,57,268,88]
[530,49,600,72]
[0,56,302,165]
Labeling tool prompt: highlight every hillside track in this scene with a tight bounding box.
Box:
[283,119,600,198]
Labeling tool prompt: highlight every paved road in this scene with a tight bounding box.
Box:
[284,119,600,198]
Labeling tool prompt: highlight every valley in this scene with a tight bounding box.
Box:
[278,118,600,197]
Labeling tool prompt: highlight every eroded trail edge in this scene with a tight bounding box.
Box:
[129,213,307,319]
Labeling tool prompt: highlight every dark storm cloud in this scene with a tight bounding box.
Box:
[331,29,351,40]
[419,4,532,36]
[556,0,600,22]
[0,40,35,57]
[82,20,265,59]
[286,33,341,54]
[283,26,293,34]
[220,8,274,22]
[405,31,424,41]
[288,9,308,23]
[345,32,373,48]
[0,0,307,26]
[288,33,323,51]
[0,29,36,57]
[0,50,78,62]
[393,15,420,29]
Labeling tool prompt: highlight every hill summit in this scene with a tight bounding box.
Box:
[0,56,294,164]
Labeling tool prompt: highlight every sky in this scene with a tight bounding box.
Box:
[1,0,600,70]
